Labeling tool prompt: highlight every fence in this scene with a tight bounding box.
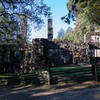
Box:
[1,65,100,86]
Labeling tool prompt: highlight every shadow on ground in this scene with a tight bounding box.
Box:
[1,82,100,100]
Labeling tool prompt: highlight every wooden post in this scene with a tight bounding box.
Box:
[47,66,51,87]
[45,42,51,87]
[92,64,98,81]
[94,64,98,81]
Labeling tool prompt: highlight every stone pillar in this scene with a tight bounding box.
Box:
[48,18,53,41]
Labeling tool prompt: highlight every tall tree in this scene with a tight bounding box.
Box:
[57,28,65,40]
[66,27,73,34]
[0,0,51,26]
[62,0,100,25]
[0,0,51,43]
[61,0,100,43]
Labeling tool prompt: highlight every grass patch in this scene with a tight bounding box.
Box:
[50,64,91,72]
[0,73,15,78]
[0,64,94,86]
[50,64,93,83]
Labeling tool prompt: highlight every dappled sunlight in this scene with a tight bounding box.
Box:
[1,82,100,100]
[30,85,100,100]
[31,82,100,97]
[13,84,32,91]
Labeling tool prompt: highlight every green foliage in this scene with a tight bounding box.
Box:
[0,14,19,44]
[62,0,100,26]
[0,8,4,12]
[64,31,80,43]
[0,0,51,44]
[64,27,76,42]
[64,32,74,41]
[0,0,51,28]
[63,0,100,43]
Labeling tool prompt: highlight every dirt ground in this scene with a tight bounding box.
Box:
[0,81,100,100]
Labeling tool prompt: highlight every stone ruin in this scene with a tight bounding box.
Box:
[0,38,90,74]
[54,41,89,65]
[23,39,90,72]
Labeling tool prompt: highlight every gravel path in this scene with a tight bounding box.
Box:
[0,82,100,100]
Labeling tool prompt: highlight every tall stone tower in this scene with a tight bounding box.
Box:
[48,18,53,41]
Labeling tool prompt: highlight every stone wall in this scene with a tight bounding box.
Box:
[0,39,90,74]
[26,39,90,69]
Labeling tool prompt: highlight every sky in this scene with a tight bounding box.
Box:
[31,0,75,39]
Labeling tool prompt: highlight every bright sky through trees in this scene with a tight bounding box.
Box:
[31,0,75,39]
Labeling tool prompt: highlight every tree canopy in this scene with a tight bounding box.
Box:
[0,0,51,43]
[0,0,51,26]
[62,0,100,25]
[62,0,100,43]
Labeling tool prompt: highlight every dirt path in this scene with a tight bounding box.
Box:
[0,82,100,100]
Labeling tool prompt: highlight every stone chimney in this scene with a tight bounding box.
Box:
[48,18,53,41]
